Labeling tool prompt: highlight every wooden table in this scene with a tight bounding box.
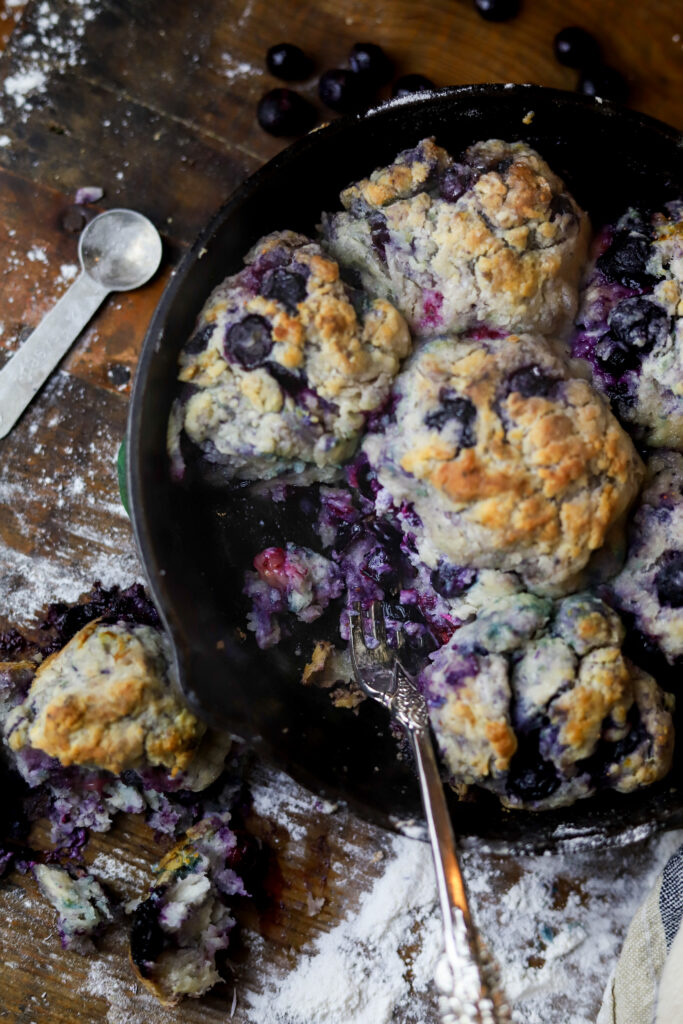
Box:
[0,2,681,1022]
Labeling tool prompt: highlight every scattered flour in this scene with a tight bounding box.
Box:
[220,53,263,84]
[89,852,150,887]
[26,244,48,263]
[242,829,441,1024]
[1,0,97,121]
[4,68,46,108]
[240,771,683,1024]
[0,541,143,622]
[85,956,181,1024]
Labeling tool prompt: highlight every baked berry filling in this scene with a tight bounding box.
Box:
[504,364,560,399]
[655,550,683,608]
[424,389,477,446]
[224,315,273,369]
[430,563,478,600]
[261,267,307,312]
[596,229,655,289]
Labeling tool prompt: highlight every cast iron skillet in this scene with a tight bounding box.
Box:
[128,84,683,851]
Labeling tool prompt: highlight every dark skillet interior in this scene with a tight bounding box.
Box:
[128,85,683,851]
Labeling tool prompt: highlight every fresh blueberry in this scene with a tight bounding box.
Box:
[257,88,317,137]
[608,297,669,353]
[593,334,640,377]
[578,64,629,105]
[184,323,214,355]
[262,267,307,313]
[424,390,477,447]
[225,315,273,369]
[596,231,655,289]
[318,69,365,113]
[349,42,393,85]
[505,365,559,399]
[391,74,435,98]
[438,164,474,202]
[553,26,601,68]
[430,562,477,599]
[266,43,313,81]
[473,0,520,22]
[655,550,683,608]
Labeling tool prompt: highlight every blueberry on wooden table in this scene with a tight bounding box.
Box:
[318,68,366,113]
[553,26,601,68]
[578,64,629,104]
[266,42,313,81]
[349,42,394,85]
[391,73,435,98]
[473,0,521,22]
[257,88,317,136]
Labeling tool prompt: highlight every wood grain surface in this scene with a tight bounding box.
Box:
[0,1,681,1022]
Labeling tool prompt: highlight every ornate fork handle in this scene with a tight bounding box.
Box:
[393,664,510,1024]
[349,604,509,1023]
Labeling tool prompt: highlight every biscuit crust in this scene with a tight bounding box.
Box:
[169,231,410,480]
[6,620,206,776]
[323,137,589,338]
[363,333,644,593]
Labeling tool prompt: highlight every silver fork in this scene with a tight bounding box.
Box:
[349,602,510,1024]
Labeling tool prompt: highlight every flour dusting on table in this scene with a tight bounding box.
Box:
[242,829,441,1024]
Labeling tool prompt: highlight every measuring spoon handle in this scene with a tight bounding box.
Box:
[0,272,109,439]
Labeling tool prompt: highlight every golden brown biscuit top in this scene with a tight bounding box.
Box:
[364,334,643,590]
[6,619,205,776]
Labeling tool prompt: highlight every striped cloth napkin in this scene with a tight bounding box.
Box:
[598,845,683,1023]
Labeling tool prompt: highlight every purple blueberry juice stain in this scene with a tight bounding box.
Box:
[468,323,508,341]
[420,289,443,329]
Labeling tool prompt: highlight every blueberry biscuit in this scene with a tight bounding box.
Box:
[362,333,644,594]
[611,450,683,664]
[572,203,683,449]
[168,231,411,481]
[130,812,246,1005]
[322,137,589,338]
[420,592,674,810]
[5,619,209,778]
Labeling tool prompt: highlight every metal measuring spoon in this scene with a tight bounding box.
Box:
[0,208,162,439]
